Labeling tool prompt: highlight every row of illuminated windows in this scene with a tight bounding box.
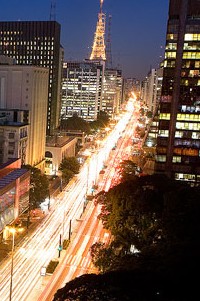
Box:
[183,61,200,68]
[166,43,200,51]
[159,113,200,122]
[164,60,200,68]
[177,114,200,121]
[164,33,200,42]
[0,41,54,47]
[156,147,199,156]
[0,32,54,39]
[166,43,177,50]
[176,122,200,130]
[165,52,176,59]
[13,54,54,60]
[181,105,200,113]
[175,173,200,182]
[181,79,200,86]
[183,52,200,59]
[10,55,53,64]
[158,130,200,140]
[182,70,200,77]
[165,52,200,59]
[184,43,200,50]
[185,33,200,41]
[65,87,97,92]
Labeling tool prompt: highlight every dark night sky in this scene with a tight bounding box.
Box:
[0,0,169,80]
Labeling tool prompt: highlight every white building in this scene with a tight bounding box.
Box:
[0,110,29,165]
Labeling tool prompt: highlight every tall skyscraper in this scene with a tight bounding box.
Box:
[0,21,62,135]
[155,0,200,185]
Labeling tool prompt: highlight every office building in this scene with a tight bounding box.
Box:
[155,0,200,185]
[61,60,104,122]
[141,67,163,116]
[101,68,123,118]
[0,21,62,135]
[0,63,49,170]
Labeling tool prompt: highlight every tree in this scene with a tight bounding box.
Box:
[90,110,110,130]
[93,174,200,270]
[118,160,139,181]
[59,157,80,174]
[53,175,200,300]
[59,157,80,184]
[23,165,49,209]
[53,266,198,301]
[60,169,74,183]
[60,113,91,134]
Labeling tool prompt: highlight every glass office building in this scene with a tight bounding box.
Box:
[155,0,200,185]
[0,21,62,135]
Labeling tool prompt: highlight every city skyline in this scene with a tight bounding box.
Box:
[0,0,169,80]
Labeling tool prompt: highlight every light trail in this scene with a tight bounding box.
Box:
[0,99,138,301]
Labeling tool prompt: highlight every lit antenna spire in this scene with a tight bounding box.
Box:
[90,0,106,61]
[106,14,113,68]
[100,0,103,13]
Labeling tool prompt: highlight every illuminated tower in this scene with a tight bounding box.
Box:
[90,0,106,61]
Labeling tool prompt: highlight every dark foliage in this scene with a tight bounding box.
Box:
[53,266,198,300]
[90,110,110,130]
[53,174,200,301]
[59,157,80,183]
[22,164,49,208]
[60,114,91,134]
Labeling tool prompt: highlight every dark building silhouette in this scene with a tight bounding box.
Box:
[0,21,62,135]
[155,0,200,185]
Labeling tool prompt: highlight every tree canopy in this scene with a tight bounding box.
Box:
[52,174,200,300]
[59,157,80,183]
[60,110,110,134]
[90,110,110,131]
[60,114,91,134]
[23,165,49,209]
[95,174,200,252]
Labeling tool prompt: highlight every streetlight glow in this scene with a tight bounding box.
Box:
[5,225,24,301]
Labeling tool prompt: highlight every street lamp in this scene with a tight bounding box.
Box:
[5,226,24,301]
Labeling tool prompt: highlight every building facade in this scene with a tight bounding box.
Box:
[0,110,29,165]
[101,68,123,118]
[61,60,104,122]
[0,158,30,233]
[0,21,62,135]
[0,64,49,170]
[155,0,200,185]
[141,68,163,116]
[45,135,77,175]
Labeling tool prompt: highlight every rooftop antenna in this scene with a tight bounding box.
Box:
[50,0,56,21]
[106,14,113,68]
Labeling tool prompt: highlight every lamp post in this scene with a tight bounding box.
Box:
[5,226,24,301]
[9,228,15,301]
